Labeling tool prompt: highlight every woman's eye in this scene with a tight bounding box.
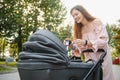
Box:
[75,13,78,16]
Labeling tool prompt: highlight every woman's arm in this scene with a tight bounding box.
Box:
[89,24,109,52]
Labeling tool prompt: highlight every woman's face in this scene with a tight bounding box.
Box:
[71,9,84,23]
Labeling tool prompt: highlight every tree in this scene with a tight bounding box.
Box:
[0,37,8,58]
[111,24,120,57]
[106,20,120,58]
[56,24,72,42]
[0,0,67,57]
[106,24,113,46]
[40,0,67,31]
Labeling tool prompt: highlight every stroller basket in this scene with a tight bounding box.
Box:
[17,30,106,80]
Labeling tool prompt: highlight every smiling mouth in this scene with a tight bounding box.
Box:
[76,18,81,22]
[75,19,79,22]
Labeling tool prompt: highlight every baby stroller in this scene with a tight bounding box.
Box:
[17,29,106,80]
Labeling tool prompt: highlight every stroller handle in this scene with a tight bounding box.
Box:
[82,49,106,60]
[82,49,106,80]
[82,49,105,53]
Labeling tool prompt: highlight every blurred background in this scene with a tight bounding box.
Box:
[0,0,120,72]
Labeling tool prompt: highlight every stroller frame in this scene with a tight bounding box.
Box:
[82,49,106,80]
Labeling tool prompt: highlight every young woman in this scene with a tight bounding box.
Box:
[70,5,115,80]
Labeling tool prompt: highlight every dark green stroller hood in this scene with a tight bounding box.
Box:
[19,29,69,64]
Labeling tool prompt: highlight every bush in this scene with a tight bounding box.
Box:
[0,58,5,61]
[6,62,17,67]
[0,61,17,67]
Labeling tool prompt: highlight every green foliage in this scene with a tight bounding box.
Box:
[0,58,5,61]
[111,25,120,56]
[6,62,17,67]
[40,0,67,31]
[51,24,72,43]
[106,24,113,46]
[0,61,17,67]
[106,20,120,57]
[0,0,67,57]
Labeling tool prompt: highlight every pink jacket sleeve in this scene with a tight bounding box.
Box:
[90,24,109,52]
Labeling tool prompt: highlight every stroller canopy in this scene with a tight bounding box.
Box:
[19,29,69,64]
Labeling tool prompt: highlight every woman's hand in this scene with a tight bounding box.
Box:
[73,39,86,46]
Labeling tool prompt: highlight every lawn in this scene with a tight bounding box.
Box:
[0,61,17,73]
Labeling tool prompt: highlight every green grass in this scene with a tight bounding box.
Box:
[0,61,17,73]
[0,66,13,73]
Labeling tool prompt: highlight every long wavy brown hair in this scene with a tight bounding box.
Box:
[70,5,95,39]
